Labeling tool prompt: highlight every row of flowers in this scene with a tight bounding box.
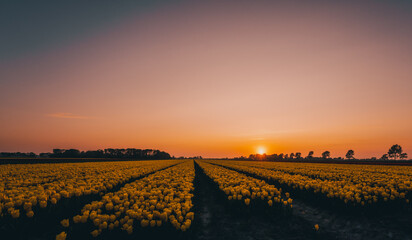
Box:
[57,160,195,239]
[211,161,411,206]
[246,161,412,189]
[198,161,293,208]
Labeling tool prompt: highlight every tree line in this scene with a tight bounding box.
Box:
[0,144,408,161]
[0,148,172,160]
[243,144,408,161]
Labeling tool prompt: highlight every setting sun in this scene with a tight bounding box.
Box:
[257,146,267,155]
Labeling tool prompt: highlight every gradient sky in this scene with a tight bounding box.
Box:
[1,0,412,158]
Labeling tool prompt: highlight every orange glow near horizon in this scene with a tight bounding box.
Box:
[0,1,412,159]
[257,146,267,155]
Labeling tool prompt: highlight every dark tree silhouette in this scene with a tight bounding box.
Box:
[62,149,81,158]
[400,153,408,160]
[46,148,171,160]
[295,152,302,159]
[345,150,355,159]
[0,152,37,158]
[388,144,403,160]
[52,149,64,157]
[39,152,51,157]
[82,150,104,158]
[381,154,389,160]
[290,153,295,159]
[307,151,314,159]
[322,151,330,159]
[270,154,278,161]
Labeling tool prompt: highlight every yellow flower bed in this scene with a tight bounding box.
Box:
[209,160,412,206]
[65,160,195,238]
[197,161,293,208]
[0,160,179,218]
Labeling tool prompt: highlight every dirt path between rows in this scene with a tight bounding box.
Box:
[191,161,328,240]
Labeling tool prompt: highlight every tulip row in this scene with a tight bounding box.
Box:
[197,161,293,208]
[0,160,179,219]
[58,160,195,239]
[241,161,412,187]
[209,160,412,206]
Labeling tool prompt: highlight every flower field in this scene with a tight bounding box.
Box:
[208,160,412,207]
[0,160,179,219]
[197,161,293,208]
[65,160,194,239]
[1,160,412,240]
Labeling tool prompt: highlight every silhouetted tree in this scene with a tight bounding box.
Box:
[154,151,171,160]
[83,150,104,158]
[400,153,408,160]
[267,154,277,161]
[295,152,302,159]
[307,151,314,159]
[62,149,80,158]
[0,152,38,158]
[52,149,64,157]
[39,152,51,158]
[381,154,389,160]
[322,151,330,159]
[345,150,355,159]
[388,144,403,160]
[104,148,115,157]
[278,153,284,160]
[143,149,154,157]
[290,153,295,159]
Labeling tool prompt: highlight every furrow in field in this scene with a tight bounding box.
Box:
[59,160,195,240]
[196,160,293,208]
[193,160,326,240]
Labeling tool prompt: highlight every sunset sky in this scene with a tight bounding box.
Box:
[1,0,411,158]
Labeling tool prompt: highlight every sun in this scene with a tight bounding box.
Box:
[257,146,266,155]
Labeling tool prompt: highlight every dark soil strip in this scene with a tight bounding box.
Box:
[0,163,180,240]
[191,161,329,240]
[213,162,412,240]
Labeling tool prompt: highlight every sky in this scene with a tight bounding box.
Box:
[1,0,412,158]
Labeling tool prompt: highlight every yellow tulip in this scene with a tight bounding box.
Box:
[55,231,67,240]
[60,219,70,228]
